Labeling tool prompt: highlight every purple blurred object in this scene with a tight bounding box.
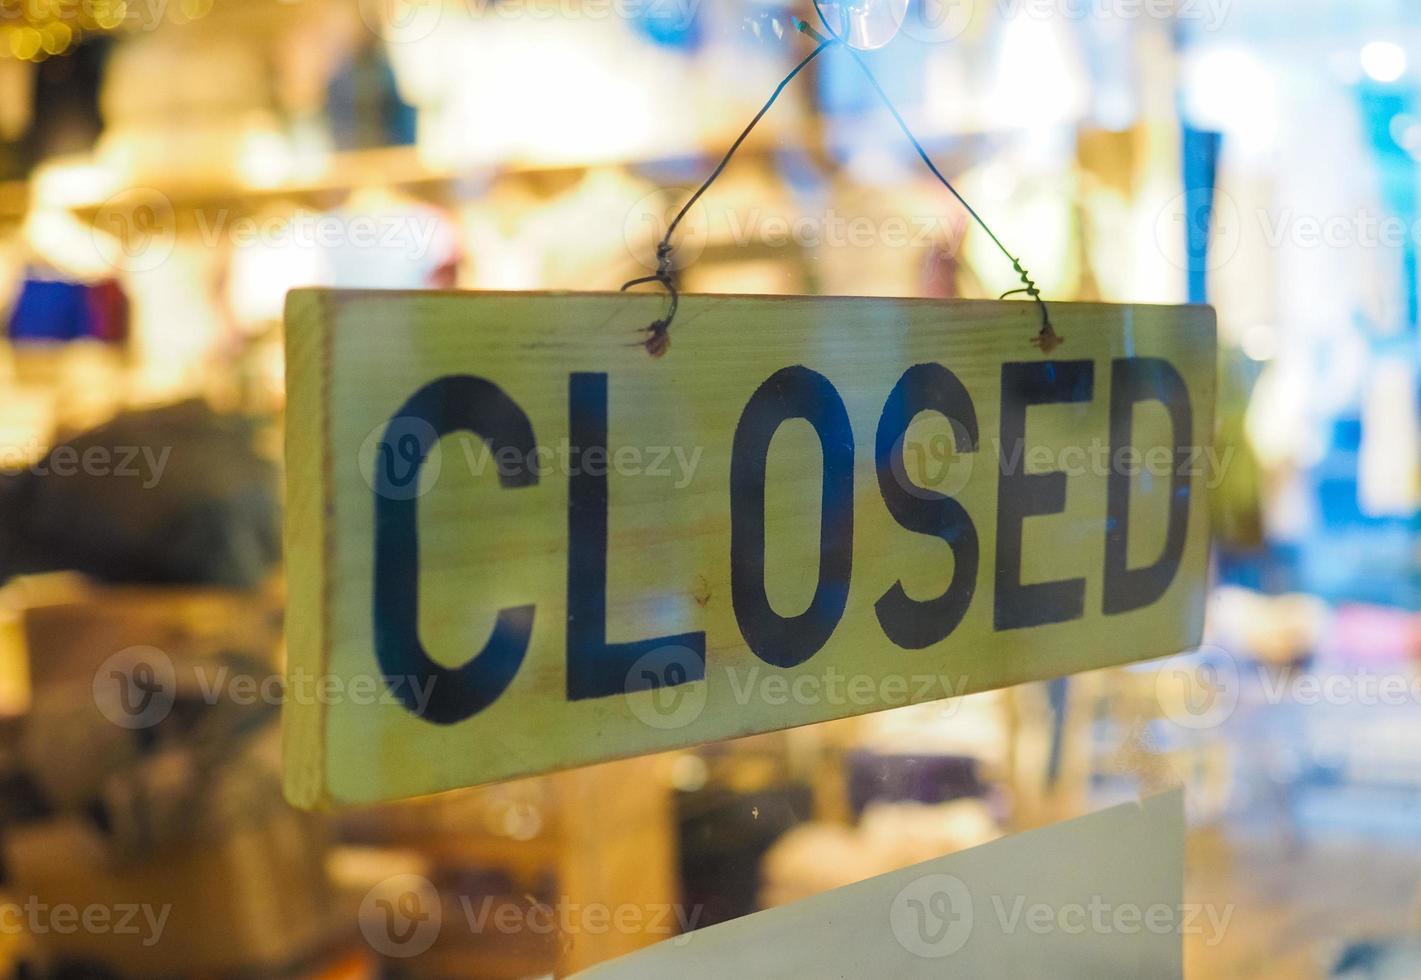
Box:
[847,750,989,818]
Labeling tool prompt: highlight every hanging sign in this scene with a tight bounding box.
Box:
[283,291,1215,807]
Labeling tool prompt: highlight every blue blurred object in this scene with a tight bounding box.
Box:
[630,0,702,48]
[326,41,417,151]
[1333,940,1421,978]
[7,278,91,342]
[7,276,128,344]
[1293,414,1421,607]
[1180,126,1222,304]
[1357,81,1419,328]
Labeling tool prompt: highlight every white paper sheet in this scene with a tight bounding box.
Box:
[574,790,1186,979]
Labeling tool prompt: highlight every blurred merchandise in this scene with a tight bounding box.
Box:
[759,798,1000,908]
[677,780,812,929]
[7,274,127,343]
[0,2,1417,978]
[325,38,415,153]
[1212,348,1267,552]
[0,401,280,588]
[1332,941,1421,979]
[0,604,337,977]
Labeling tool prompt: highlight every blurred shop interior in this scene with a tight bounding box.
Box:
[1,0,1421,977]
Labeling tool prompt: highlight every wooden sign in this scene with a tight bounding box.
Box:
[283,291,1215,807]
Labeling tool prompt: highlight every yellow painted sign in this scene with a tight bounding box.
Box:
[283,291,1215,807]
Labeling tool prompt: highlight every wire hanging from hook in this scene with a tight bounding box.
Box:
[832,38,1062,353]
[621,13,1062,356]
[621,35,835,356]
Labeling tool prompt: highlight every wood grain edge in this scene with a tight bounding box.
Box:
[281,288,333,809]
[1188,303,1219,650]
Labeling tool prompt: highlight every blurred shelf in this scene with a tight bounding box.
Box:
[8,122,1020,236]
[68,144,476,224]
[59,143,729,228]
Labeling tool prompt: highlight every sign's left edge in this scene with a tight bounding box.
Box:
[282,288,335,810]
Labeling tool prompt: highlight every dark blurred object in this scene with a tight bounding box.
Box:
[0,59,33,182]
[0,400,280,588]
[676,782,811,928]
[16,578,283,692]
[325,38,415,151]
[16,651,281,856]
[1,649,338,978]
[25,39,110,167]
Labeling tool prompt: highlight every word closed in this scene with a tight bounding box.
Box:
[284,292,1215,806]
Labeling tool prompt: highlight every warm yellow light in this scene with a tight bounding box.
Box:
[39,20,72,55]
[237,130,295,189]
[31,158,119,209]
[95,1,128,30]
[9,27,43,61]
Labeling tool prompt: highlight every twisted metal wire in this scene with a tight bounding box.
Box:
[622,13,1061,356]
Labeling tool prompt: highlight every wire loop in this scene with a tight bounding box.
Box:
[621,24,1061,356]
[999,257,1061,354]
[620,242,679,357]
